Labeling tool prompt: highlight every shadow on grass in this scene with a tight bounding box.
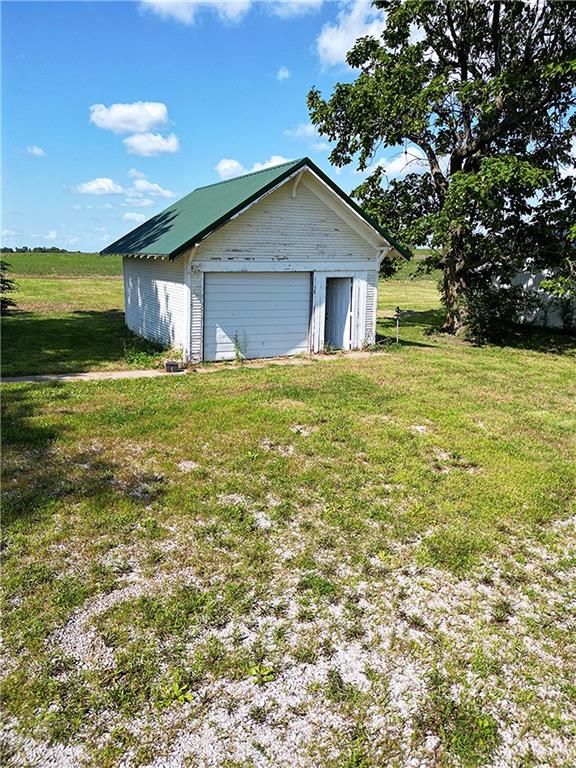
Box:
[1,310,162,376]
[379,308,575,356]
[1,383,166,529]
[485,324,576,355]
[376,309,444,347]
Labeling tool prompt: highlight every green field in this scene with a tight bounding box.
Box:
[4,251,122,276]
[2,251,576,767]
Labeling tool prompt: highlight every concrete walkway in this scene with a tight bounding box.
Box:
[1,351,379,385]
[1,369,188,384]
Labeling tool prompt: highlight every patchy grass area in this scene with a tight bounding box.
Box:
[1,275,165,376]
[2,318,575,766]
[5,251,122,276]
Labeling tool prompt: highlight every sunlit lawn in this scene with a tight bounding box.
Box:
[2,258,575,765]
[1,273,162,377]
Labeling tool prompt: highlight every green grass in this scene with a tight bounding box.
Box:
[1,276,165,376]
[4,251,122,276]
[2,253,576,765]
[2,315,575,765]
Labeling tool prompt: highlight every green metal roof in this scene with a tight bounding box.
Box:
[100,157,409,259]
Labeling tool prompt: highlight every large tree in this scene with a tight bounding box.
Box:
[308,0,576,335]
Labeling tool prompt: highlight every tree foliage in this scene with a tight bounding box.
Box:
[1,261,17,315]
[308,0,576,336]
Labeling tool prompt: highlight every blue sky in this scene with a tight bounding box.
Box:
[2,0,410,251]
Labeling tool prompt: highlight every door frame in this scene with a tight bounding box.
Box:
[311,271,368,353]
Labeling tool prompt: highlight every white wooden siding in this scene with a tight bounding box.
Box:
[512,271,575,329]
[203,272,311,361]
[123,256,187,349]
[195,177,378,266]
[189,270,204,360]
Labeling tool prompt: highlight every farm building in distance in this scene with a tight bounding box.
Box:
[101,158,407,362]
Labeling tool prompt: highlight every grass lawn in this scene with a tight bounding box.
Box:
[1,255,164,376]
[2,276,575,766]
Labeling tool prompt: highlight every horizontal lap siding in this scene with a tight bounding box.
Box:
[196,180,375,265]
[204,272,311,361]
[365,270,379,344]
[189,271,204,361]
[124,257,186,349]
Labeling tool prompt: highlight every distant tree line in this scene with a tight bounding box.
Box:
[0,246,71,253]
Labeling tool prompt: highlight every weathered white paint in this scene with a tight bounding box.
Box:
[188,270,204,361]
[513,270,575,330]
[123,256,187,349]
[365,270,379,345]
[310,271,367,352]
[203,272,311,361]
[325,278,353,350]
[124,167,387,361]
[193,175,382,265]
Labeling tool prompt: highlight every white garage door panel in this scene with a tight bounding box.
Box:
[204,272,311,361]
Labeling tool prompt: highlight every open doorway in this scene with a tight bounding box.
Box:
[324,277,353,350]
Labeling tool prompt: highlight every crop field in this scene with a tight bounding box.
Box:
[1,251,575,767]
[2,251,123,276]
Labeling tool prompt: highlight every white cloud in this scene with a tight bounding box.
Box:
[284,122,319,141]
[214,158,246,180]
[76,177,124,195]
[128,168,147,179]
[214,154,291,180]
[140,0,323,25]
[123,212,147,223]
[124,197,155,207]
[1,229,19,238]
[45,230,58,240]
[131,178,176,197]
[123,132,180,156]
[89,102,168,134]
[27,145,46,157]
[140,0,252,25]
[276,66,291,81]
[285,122,329,153]
[124,177,176,198]
[316,0,386,68]
[270,0,323,18]
[251,154,291,172]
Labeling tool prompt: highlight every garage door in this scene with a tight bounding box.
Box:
[204,272,311,361]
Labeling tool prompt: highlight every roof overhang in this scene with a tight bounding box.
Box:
[100,156,410,261]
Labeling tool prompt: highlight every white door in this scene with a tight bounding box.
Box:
[203,272,311,361]
[324,277,352,350]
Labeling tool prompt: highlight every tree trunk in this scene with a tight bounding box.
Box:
[441,237,468,334]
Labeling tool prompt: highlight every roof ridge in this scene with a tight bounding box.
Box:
[193,158,304,192]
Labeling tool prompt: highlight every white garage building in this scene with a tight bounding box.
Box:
[101,157,407,362]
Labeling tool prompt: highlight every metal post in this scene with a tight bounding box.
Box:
[395,306,400,343]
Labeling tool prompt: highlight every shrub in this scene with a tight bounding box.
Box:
[462,284,540,343]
